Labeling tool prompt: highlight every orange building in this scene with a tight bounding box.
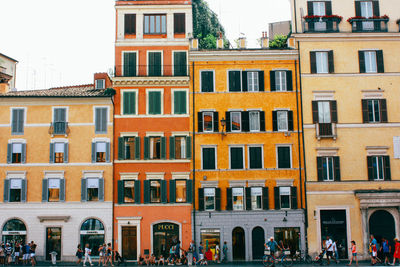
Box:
[112,0,193,261]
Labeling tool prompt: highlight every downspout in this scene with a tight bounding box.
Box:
[192,61,197,246]
[297,41,309,255]
[294,60,303,210]
[111,93,115,250]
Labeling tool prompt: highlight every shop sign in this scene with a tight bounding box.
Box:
[2,231,27,235]
[156,223,175,231]
[80,230,105,235]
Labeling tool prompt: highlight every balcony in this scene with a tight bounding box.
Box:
[316,123,336,140]
[304,15,342,33]
[347,16,389,32]
[114,65,189,78]
[49,122,69,137]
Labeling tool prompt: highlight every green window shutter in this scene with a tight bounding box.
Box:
[229,71,241,92]
[64,143,69,163]
[98,178,104,201]
[169,136,175,159]
[272,111,278,131]
[286,71,293,91]
[144,137,150,160]
[174,52,187,76]
[11,109,18,134]
[161,180,167,203]
[91,142,96,163]
[262,187,269,210]
[198,188,204,211]
[49,143,55,163]
[186,136,192,159]
[230,147,243,169]
[42,179,48,202]
[186,180,193,203]
[161,137,166,159]
[118,137,125,160]
[3,180,10,202]
[274,187,280,210]
[155,92,161,114]
[123,91,136,115]
[169,180,176,203]
[215,188,221,211]
[143,180,150,203]
[367,156,374,181]
[148,91,162,115]
[134,180,141,203]
[245,187,251,210]
[21,179,27,202]
[22,144,26,164]
[226,188,233,210]
[124,52,137,77]
[95,108,101,132]
[135,137,141,160]
[334,156,341,181]
[174,91,187,114]
[106,142,110,162]
[81,179,87,201]
[384,156,391,181]
[291,187,298,209]
[258,71,265,91]
[241,71,248,91]
[60,179,65,202]
[7,143,12,164]
[117,180,124,204]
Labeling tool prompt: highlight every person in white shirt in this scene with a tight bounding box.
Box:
[325,236,334,265]
[83,243,93,266]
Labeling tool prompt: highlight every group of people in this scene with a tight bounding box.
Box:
[76,243,124,267]
[367,234,400,266]
[0,241,37,266]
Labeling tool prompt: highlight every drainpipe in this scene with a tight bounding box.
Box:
[295,60,303,210]
[192,61,197,246]
[111,93,115,250]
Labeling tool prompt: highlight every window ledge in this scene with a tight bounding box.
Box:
[38,216,70,223]
[115,203,192,207]
[114,159,191,163]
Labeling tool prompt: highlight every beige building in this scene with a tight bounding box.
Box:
[290,0,400,259]
[0,53,18,90]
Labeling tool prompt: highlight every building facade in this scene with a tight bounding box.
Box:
[290,0,400,259]
[112,0,193,261]
[0,74,114,261]
[0,53,18,91]
[190,48,305,261]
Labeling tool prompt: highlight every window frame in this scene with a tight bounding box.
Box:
[315,51,329,74]
[143,14,167,34]
[321,156,335,181]
[248,145,264,169]
[227,70,242,92]
[173,13,186,34]
[123,179,136,203]
[121,89,139,116]
[202,111,214,132]
[86,178,100,202]
[172,50,188,76]
[250,186,263,210]
[247,71,260,92]
[201,146,217,170]
[171,88,188,115]
[53,142,66,164]
[371,156,385,181]
[9,178,23,203]
[230,111,242,132]
[146,89,164,115]
[249,110,261,132]
[275,71,287,92]
[147,51,163,77]
[93,106,109,134]
[232,187,245,211]
[122,51,138,77]
[229,145,245,170]
[173,136,187,160]
[47,178,61,202]
[276,145,292,169]
[279,186,291,210]
[277,110,289,132]
[10,107,26,135]
[200,70,215,93]
[174,179,187,203]
[95,79,105,89]
[364,50,378,73]
[149,179,162,203]
[11,143,23,164]
[204,187,216,211]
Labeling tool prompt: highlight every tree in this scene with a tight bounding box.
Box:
[192,0,229,49]
[269,34,288,49]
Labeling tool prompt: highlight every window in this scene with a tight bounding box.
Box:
[202,147,216,170]
[95,79,105,89]
[232,188,244,210]
[230,147,244,170]
[80,219,105,256]
[148,52,162,76]
[175,180,187,203]
[123,180,135,203]
[124,14,136,34]
[150,180,161,203]
[367,156,391,181]
[249,146,263,169]
[310,51,334,74]
[277,146,291,169]
[53,108,67,135]
[277,111,288,131]
[279,187,291,209]
[173,90,187,114]
[275,71,287,91]
[144,136,166,160]
[203,112,214,132]
[173,52,187,76]
[316,52,328,73]
[359,50,384,73]
[204,188,215,211]
[118,137,139,160]
[117,179,140,204]
[87,178,99,201]
[50,142,68,163]
[174,13,185,34]
[144,14,166,34]
[230,112,241,132]
[9,179,22,202]
[249,111,260,132]
[247,71,259,92]
[318,102,331,123]
[313,1,327,31]
[11,108,24,135]
[12,143,22,163]
[122,91,137,115]
[123,52,137,77]
[228,70,241,92]
[92,142,110,163]
[270,70,293,91]
[317,156,340,182]
[251,187,263,210]
[360,1,374,30]
[48,178,61,202]
[148,91,162,115]
[200,71,214,92]
[170,136,191,160]
[150,137,161,159]
[273,110,293,132]
[94,107,108,134]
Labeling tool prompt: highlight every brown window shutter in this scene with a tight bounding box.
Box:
[174,13,185,34]
[380,99,388,122]
[312,101,319,123]
[376,50,384,73]
[330,100,337,123]
[367,156,374,181]
[355,1,361,16]
[333,156,341,181]
[124,14,136,34]
[307,1,314,15]
[383,156,391,181]
[358,51,366,73]
[310,52,317,74]
[361,100,369,123]
[373,1,380,16]
[328,50,334,73]
[317,157,324,181]
[325,1,332,15]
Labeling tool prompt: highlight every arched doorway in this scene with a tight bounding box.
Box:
[369,210,395,243]
[153,222,179,258]
[2,219,26,246]
[80,218,105,256]
[232,227,245,260]
[252,227,265,260]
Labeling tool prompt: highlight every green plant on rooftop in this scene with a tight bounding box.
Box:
[269,34,288,49]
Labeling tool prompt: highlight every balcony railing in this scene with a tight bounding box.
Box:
[304,16,342,33]
[114,65,189,78]
[348,17,389,32]
[316,123,337,140]
[49,122,69,136]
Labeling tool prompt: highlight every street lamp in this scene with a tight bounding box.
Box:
[220,117,226,136]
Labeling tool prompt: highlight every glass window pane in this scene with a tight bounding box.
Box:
[232,188,244,210]
[313,2,326,16]
[280,187,291,209]
[318,101,331,123]
[249,111,260,131]
[150,180,161,203]
[161,15,166,33]
[13,143,22,153]
[203,112,213,132]
[124,180,135,203]
[316,52,328,73]
[145,16,149,33]
[251,187,262,210]
[175,136,186,159]
[277,111,288,131]
[365,51,377,73]
[204,188,216,210]
[231,112,241,131]
[247,72,259,92]
[175,180,187,203]
[275,71,287,91]
[150,15,155,33]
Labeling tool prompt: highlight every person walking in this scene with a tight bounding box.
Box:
[392,238,400,266]
[347,240,358,266]
[76,244,83,265]
[14,242,21,265]
[325,236,334,265]
[370,235,378,265]
[83,243,93,266]
[29,241,36,267]
[381,237,391,265]
[187,240,195,266]
[222,242,228,262]
[104,243,113,266]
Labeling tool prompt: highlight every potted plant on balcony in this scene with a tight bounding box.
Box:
[347,14,389,23]
[304,15,343,22]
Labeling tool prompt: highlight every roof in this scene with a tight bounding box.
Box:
[0,84,114,98]
[0,53,18,63]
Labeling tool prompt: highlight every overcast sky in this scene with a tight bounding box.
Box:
[0,0,291,91]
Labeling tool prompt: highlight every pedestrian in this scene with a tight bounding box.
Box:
[83,243,93,266]
[381,237,391,265]
[14,242,21,265]
[5,243,12,265]
[0,243,4,265]
[332,240,339,264]
[187,240,195,266]
[29,241,36,267]
[113,250,124,266]
[325,236,334,265]
[370,235,378,265]
[215,244,220,263]
[198,242,205,265]
[393,238,400,266]
[104,243,114,266]
[98,244,106,266]
[347,240,358,266]
[76,244,83,265]
[222,242,228,262]
[22,242,30,265]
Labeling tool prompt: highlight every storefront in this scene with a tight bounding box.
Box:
[152,222,180,258]
[200,229,221,260]
[80,218,105,256]
[320,210,348,259]
[1,219,26,246]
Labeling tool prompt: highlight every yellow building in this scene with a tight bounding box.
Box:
[0,73,114,261]
[189,41,305,261]
[290,0,400,259]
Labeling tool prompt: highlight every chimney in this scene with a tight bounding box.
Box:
[238,37,246,49]
[190,38,199,50]
[287,37,297,49]
[261,31,269,49]
[0,83,10,94]
[216,32,224,49]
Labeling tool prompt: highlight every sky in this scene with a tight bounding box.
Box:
[0,0,291,91]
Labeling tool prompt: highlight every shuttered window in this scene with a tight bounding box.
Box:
[200,71,214,92]
[118,136,140,160]
[367,156,391,181]
[8,143,26,164]
[122,91,136,115]
[228,71,241,92]
[42,178,65,202]
[124,14,136,34]
[173,52,187,76]
[123,52,137,77]
[174,13,185,34]
[144,14,166,34]
[117,180,140,204]
[202,147,216,170]
[249,146,263,169]
[359,50,384,73]
[317,156,340,182]
[274,186,297,210]
[230,147,244,170]
[362,99,387,123]
[173,90,187,114]
[148,91,162,115]
[170,136,191,160]
[11,108,24,135]
[95,107,108,133]
[6,178,26,203]
[277,146,291,169]
[148,52,162,76]
[50,142,68,163]
[81,178,104,202]
[91,142,110,163]
[198,111,219,133]
[144,136,166,160]
[310,51,334,74]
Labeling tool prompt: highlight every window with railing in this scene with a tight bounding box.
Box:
[348,1,389,32]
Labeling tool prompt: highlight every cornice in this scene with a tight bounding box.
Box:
[292,32,400,42]
[113,77,190,86]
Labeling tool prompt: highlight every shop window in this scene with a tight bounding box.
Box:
[274,227,300,253]
[2,219,26,246]
[153,223,179,258]
[200,229,220,254]
[80,219,105,256]
[204,188,216,211]
[150,180,161,203]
